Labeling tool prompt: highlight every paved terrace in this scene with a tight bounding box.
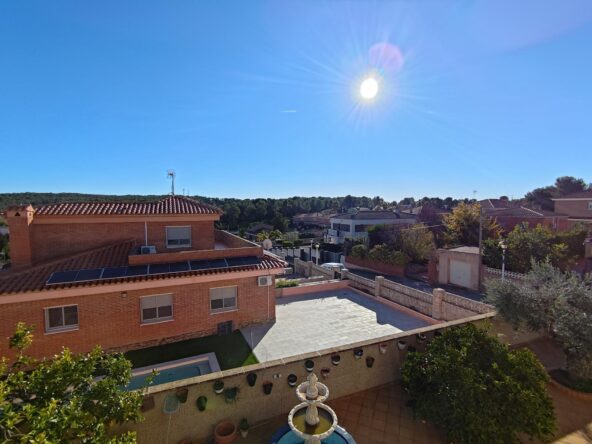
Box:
[241,288,436,362]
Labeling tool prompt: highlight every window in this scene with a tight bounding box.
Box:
[45,305,78,332]
[141,294,173,323]
[166,226,191,248]
[210,286,237,313]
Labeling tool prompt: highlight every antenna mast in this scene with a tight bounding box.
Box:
[167,170,176,195]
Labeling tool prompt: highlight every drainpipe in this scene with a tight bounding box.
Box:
[144,221,148,246]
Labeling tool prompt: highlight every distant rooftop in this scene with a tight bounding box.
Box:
[332,210,415,221]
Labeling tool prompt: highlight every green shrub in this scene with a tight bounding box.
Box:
[367,244,410,266]
[402,324,555,444]
[351,244,368,259]
[276,279,298,288]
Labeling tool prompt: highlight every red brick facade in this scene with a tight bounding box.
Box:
[29,219,215,264]
[0,271,276,360]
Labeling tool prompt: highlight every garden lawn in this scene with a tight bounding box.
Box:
[125,331,258,370]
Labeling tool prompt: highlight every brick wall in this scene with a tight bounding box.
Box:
[0,274,275,360]
[29,220,215,264]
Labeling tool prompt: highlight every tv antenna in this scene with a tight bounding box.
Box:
[167,170,176,195]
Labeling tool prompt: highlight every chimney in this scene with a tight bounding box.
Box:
[6,205,35,270]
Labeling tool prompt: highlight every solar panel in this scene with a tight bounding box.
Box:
[74,268,103,282]
[148,263,170,275]
[127,265,148,276]
[170,261,190,272]
[46,270,79,285]
[226,256,260,267]
[46,255,263,286]
[189,259,228,271]
[101,267,128,279]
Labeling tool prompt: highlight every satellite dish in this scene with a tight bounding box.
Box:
[162,393,180,414]
[262,239,273,250]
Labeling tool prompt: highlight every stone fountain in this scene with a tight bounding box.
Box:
[287,373,338,444]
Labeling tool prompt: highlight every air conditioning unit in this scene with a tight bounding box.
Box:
[140,245,157,255]
[258,276,272,287]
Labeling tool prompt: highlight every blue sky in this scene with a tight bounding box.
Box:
[1,1,591,202]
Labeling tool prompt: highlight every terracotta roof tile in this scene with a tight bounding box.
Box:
[0,243,286,296]
[33,196,221,216]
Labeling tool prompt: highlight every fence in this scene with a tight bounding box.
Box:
[342,268,493,322]
[483,266,526,282]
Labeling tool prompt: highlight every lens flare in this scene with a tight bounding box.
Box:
[360,77,379,99]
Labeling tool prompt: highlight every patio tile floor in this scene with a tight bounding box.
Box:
[241,289,431,362]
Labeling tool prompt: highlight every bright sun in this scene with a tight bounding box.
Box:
[360,77,379,100]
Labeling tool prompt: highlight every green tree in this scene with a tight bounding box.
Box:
[442,203,502,246]
[483,224,579,273]
[486,262,592,380]
[396,224,435,263]
[0,323,143,443]
[401,324,555,444]
[554,176,588,196]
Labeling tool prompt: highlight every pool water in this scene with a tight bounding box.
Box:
[125,360,212,390]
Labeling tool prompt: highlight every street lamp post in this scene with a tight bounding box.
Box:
[499,240,508,281]
[314,243,320,265]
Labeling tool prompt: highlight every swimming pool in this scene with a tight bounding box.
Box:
[126,352,221,391]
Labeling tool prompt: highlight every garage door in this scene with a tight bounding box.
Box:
[449,260,471,288]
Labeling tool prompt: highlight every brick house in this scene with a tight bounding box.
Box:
[479,198,570,232]
[0,196,285,360]
[551,190,592,230]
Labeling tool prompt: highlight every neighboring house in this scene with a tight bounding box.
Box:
[484,206,569,232]
[479,198,569,232]
[324,209,416,244]
[551,190,592,230]
[292,212,333,228]
[0,195,285,360]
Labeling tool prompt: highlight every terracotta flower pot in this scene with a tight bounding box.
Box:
[214,420,237,444]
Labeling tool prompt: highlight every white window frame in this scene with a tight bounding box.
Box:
[165,226,192,249]
[140,293,174,324]
[209,286,238,314]
[44,304,79,333]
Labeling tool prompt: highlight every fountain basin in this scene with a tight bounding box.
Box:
[287,403,338,442]
[270,424,356,444]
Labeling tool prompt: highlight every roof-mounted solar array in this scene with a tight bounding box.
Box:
[45,256,262,286]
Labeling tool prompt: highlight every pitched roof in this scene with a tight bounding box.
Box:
[332,210,416,221]
[478,199,512,210]
[551,190,592,200]
[484,206,564,218]
[31,195,222,216]
[0,242,285,296]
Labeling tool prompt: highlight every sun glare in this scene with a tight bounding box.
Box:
[360,77,379,100]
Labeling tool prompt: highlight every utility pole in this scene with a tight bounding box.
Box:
[478,203,483,289]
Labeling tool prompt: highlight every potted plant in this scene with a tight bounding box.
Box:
[416,333,427,342]
[321,367,331,379]
[246,372,257,387]
[397,340,407,350]
[354,348,364,359]
[366,356,375,368]
[175,388,188,404]
[305,359,314,372]
[331,353,341,366]
[378,343,388,354]
[287,374,298,387]
[239,418,249,438]
[224,387,238,404]
[214,420,237,444]
[213,380,224,395]
[263,381,273,395]
[196,396,207,412]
